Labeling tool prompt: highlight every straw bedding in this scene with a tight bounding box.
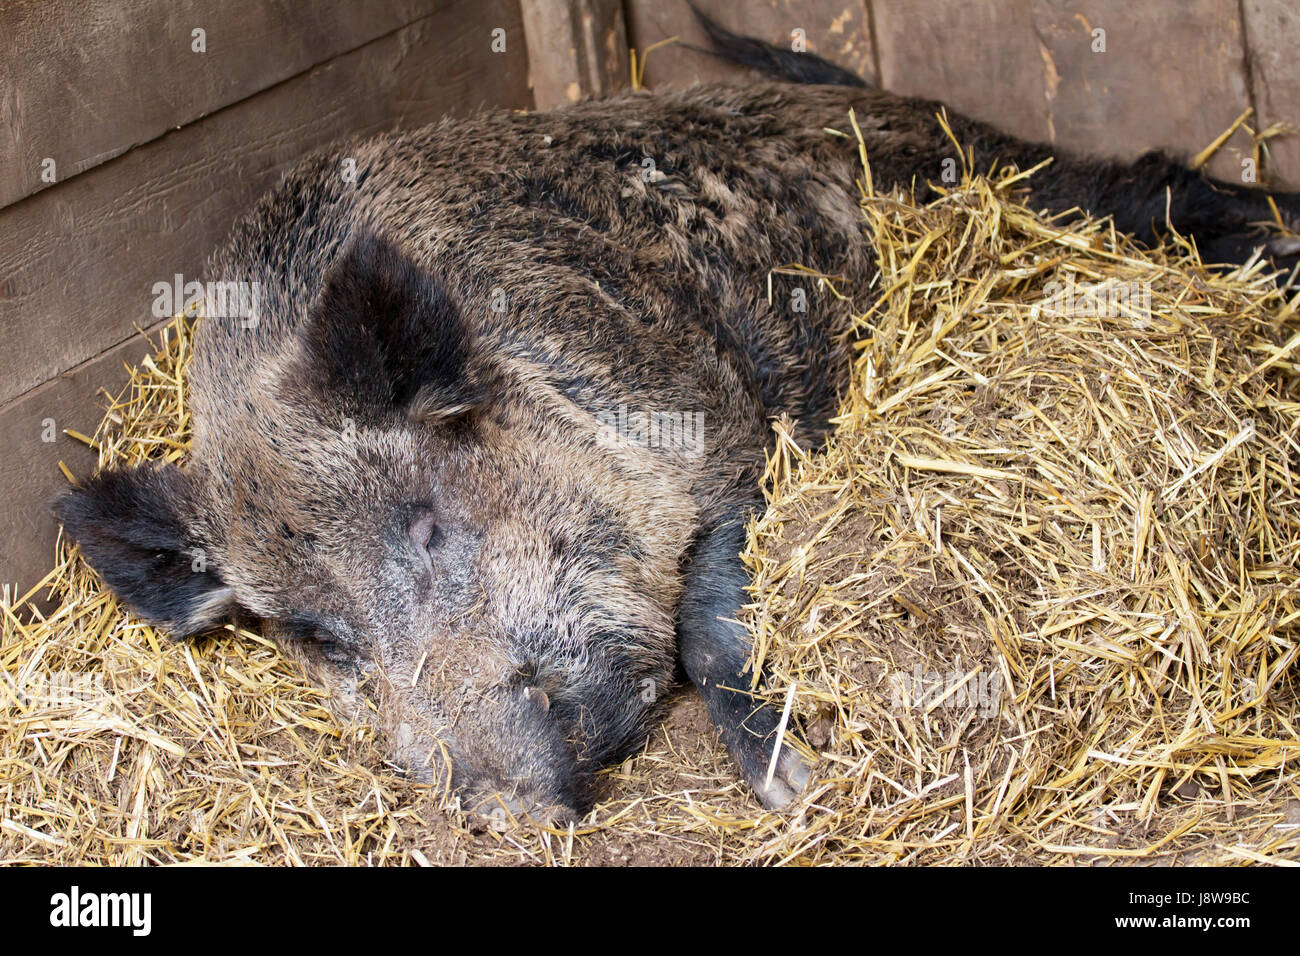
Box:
[3,123,1298,866]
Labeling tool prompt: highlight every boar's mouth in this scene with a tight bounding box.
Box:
[382,675,600,826]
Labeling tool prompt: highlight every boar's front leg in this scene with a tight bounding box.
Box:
[677,505,813,808]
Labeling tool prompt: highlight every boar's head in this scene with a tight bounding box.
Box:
[55,232,696,824]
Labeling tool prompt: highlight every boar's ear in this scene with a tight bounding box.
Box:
[291,231,485,425]
[52,466,236,639]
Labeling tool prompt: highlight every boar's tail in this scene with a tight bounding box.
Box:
[687,2,869,88]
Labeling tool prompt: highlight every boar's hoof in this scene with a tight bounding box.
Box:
[694,676,818,809]
[1269,235,1300,257]
[701,680,817,810]
[749,738,815,810]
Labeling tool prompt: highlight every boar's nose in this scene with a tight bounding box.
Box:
[444,678,592,827]
[468,790,577,830]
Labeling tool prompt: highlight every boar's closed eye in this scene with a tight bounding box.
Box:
[283,614,355,664]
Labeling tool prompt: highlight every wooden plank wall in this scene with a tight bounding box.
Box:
[625,0,1300,188]
[0,0,535,596]
[4,0,1300,596]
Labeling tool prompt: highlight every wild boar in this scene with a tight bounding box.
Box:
[55,12,1300,823]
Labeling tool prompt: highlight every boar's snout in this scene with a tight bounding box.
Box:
[465,790,578,831]
[391,673,594,827]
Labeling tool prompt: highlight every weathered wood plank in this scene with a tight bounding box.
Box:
[624,0,875,90]
[0,0,449,211]
[1243,0,1300,188]
[871,0,1254,182]
[522,0,630,108]
[1027,0,1255,184]
[0,0,533,409]
[872,0,1051,145]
